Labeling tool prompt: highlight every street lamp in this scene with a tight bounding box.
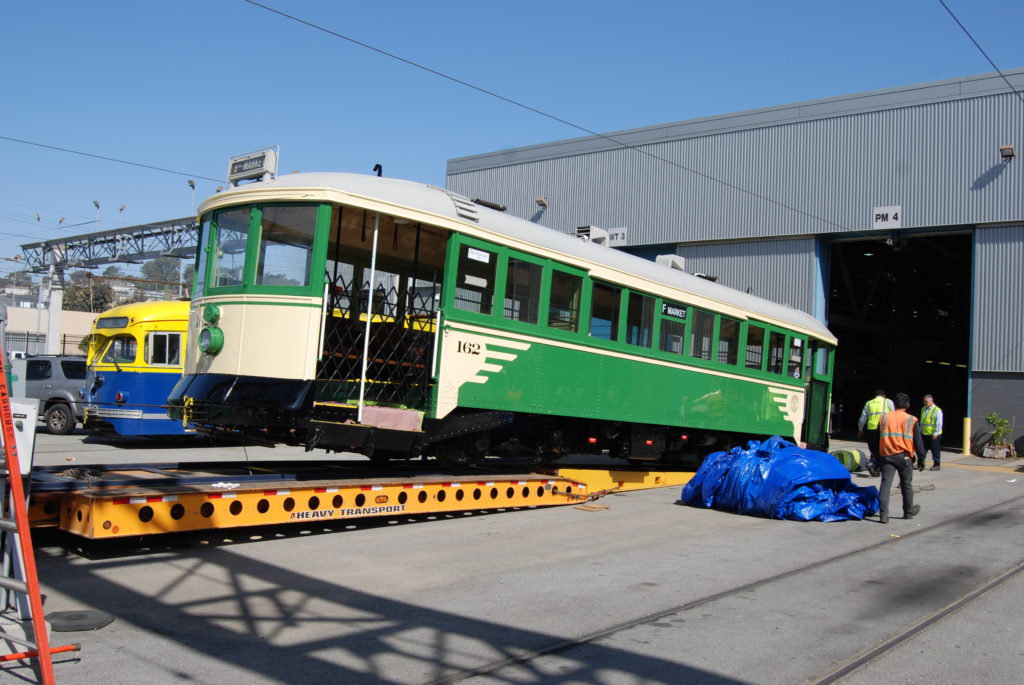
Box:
[188,179,196,215]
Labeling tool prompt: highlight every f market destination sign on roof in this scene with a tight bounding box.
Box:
[227,147,279,186]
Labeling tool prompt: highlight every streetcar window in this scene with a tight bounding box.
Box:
[659,300,687,354]
[504,258,542,324]
[358,268,400,317]
[454,245,496,314]
[660,320,686,354]
[95,316,129,329]
[767,331,786,374]
[325,259,355,313]
[813,342,831,376]
[255,205,317,287]
[746,325,765,370]
[102,335,137,364]
[213,208,250,288]
[548,271,582,332]
[689,310,714,360]
[589,282,621,341]
[625,292,654,347]
[409,278,440,316]
[788,337,804,379]
[718,317,740,365]
[195,215,211,298]
[149,332,182,366]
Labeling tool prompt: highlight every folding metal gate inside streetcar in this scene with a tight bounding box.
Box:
[316,209,447,417]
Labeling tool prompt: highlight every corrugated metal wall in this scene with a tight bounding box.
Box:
[447,71,1024,246]
[672,238,817,313]
[972,225,1024,372]
[971,372,1024,448]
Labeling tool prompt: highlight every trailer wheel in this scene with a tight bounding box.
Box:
[45,403,76,435]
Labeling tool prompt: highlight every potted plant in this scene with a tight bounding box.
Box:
[982,412,1017,459]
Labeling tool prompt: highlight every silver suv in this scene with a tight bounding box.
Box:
[19,355,87,434]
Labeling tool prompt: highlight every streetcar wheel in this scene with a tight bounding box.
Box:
[45,403,76,435]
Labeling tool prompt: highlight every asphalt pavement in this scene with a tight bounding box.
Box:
[2,431,1022,684]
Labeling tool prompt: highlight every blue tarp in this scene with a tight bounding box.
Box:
[680,436,879,522]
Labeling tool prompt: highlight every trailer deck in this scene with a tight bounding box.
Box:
[28,461,694,538]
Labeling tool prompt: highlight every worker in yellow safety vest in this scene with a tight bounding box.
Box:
[919,394,944,471]
[875,392,924,524]
[857,389,894,477]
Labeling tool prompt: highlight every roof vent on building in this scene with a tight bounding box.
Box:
[655,254,686,271]
[575,225,609,246]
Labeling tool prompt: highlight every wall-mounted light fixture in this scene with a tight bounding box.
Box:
[535,197,548,208]
[999,144,1016,161]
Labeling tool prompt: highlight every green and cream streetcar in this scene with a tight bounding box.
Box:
[169,169,836,464]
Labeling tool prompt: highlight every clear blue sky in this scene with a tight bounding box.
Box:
[2,0,1022,278]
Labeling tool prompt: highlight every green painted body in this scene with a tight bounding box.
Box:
[433,319,807,441]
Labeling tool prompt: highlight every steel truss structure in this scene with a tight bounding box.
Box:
[20,217,198,272]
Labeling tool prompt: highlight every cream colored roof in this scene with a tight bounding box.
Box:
[201,172,836,343]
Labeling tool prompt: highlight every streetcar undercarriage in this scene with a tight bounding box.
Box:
[169,374,748,468]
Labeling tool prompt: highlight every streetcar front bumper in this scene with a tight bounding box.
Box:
[167,373,313,429]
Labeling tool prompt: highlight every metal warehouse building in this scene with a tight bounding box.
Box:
[446,69,1024,451]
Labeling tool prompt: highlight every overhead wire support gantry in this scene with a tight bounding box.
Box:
[19,217,199,273]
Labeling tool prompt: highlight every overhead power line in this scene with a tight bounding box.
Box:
[938,0,1024,106]
[0,135,222,183]
[241,0,853,232]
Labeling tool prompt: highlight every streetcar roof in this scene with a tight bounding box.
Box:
[92,299,190,328]
[203,172,836,343]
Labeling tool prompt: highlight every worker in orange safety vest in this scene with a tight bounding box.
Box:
[875,392,924,524]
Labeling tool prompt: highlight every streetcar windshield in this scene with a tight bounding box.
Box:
[256,205,317,287]
[101,335,137,364]
[203,204,321,292]
[213,208,249,287]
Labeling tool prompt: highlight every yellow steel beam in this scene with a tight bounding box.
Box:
[556,467,693,493]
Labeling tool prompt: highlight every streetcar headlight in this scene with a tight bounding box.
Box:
[202,304,221,324]
[198,326,224,355]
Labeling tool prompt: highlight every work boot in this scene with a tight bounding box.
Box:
[929,465,940,471]
[905,504,921,519]
[917,461,925,472]
[879,514,889,524]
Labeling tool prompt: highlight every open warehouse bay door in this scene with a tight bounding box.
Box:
[827,233,972,444]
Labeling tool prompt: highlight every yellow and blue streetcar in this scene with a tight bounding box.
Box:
[85,299,190,436]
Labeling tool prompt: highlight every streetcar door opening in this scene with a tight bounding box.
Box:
[317,207,448,412]
[802,341,834,449]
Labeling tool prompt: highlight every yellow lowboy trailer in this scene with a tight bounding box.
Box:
[28,463,693,539]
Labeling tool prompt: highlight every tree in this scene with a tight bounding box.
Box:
[68,270,92,286]
[141,257,184,285]
[102,265,124,278]
[62,280,114,313]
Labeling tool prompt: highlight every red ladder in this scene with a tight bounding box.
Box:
[0,341,58,683]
